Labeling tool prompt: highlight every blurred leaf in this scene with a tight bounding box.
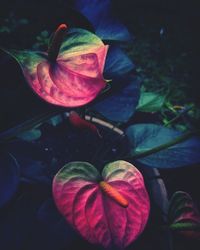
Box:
[40,30,49,37]
[137,91,165,112]
[126,124,200,168]
[0,26,10,33]
[18,19,29,25]
[7,140,52,185]
[168,191,200,239]
[17,128,41,141]
[92,75,140,122]
[0,153,20,207]
[0,111,59,142]
[48,114,63,127]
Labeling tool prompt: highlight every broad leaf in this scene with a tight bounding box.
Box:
[0,153,20,207]
[92,75,140,122]
[104,45,135,78]
[7,140,51,185]
[168,191,200,239]
[137,91,165,112]
[53,160,150,249]
[126,124,200,168]
[74,0,132,42]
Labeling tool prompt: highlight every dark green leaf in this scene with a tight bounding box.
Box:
[126,124,200,168]
[17,128,41,141]
[0,153,20,207]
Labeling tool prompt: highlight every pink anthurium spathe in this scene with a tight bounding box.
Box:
[168,191,200,239]
[5,24,108,107]
[53,160,150,249]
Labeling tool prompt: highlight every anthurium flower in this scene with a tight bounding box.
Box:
[5,24,108,107]
[168,191,200,239]
[53,160,150,249]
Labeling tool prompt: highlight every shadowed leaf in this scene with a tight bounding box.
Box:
[0,153,20,207]
[92,75,140,122]
[74,0,132,42]
[126,124,200,168]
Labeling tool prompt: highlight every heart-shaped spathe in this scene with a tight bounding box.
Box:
[6,27,108,107]
[53,160,150,249]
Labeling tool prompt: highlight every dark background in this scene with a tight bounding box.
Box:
[0,1,200,249]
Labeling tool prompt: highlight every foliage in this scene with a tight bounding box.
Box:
[0,153,20,207]
[126,124,200,168]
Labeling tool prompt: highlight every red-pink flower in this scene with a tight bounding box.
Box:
[53,160,150,249]
[7,24,108,107]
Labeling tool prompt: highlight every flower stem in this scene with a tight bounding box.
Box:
[164,106,193,127]
[47,24,67,62]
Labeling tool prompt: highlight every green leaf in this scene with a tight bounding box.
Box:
[0,111,59,142]
[17,128,41,141]
[126,124,200,168]
[137,91,165,112]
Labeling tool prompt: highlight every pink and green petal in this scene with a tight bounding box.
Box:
[53,160,150,249]
[5,28,108,107]
[59,28,109,74]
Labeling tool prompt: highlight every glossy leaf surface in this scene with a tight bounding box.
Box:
[92,75,140,122]
[104,46,135,78]
[126,124,200,168]
[53,160,150,249]
[136,91,165,112]
[74,0,132,42]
